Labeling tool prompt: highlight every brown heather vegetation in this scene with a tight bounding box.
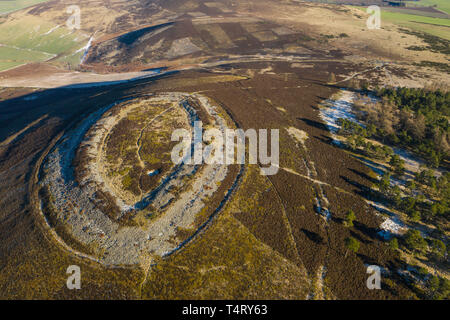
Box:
[142,213,310,299]
[0,85,145,299]
[103,102,184,198]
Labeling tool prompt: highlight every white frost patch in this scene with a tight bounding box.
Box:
[286,127,308,147]
[392,147,442,179]
[78,36,94,63]
[368,201,407,240]
[394,148,421,171]
[319,90,358,135]
[378,218,406,240]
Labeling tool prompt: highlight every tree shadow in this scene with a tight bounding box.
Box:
[354,221,379,241]
[312,134,335,146]
[339,174,393,207]
[310,104,320,111]
[351,154,389,175]
[349,168,378,185]
[301,228,324,245]
[339,174,371,198]
[297,117,328,131]
[350,230,372,244]
[357,253,377,265]
[330,216,344,225]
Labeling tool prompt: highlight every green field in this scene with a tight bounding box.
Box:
[352,5,450,40]
[381,10,450,40]
[407,0,450,15]
[0,15,90,71]
[0,45,55,71]
[0,45,54,62]
[381,10,450,27]
[0,60,24,71]
[0,0,48,14]
[0,17,86,54]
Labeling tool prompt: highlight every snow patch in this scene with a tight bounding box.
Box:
[369,201,407,239]
[319,90,358,135]
[79,36,94,63]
